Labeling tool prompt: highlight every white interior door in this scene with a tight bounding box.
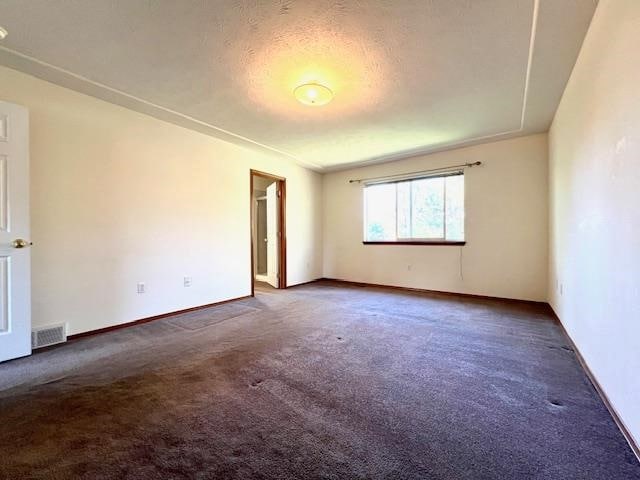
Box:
[266,182,279,288]
[0,102,31,363]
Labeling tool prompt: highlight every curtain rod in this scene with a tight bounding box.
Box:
[348,161,482,184]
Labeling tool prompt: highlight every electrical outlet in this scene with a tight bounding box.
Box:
[137,282,145,294]
[560,283,563,296]
[184,276,192,287]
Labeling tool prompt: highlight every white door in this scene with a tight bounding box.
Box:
[266,182,279,288]
[0,102,31,363]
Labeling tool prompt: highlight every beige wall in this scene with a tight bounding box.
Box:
[549,0,640,445]
[323,134,549,302]
[0,65,323,336]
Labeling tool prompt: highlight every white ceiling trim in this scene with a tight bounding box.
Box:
[0,44,323,170]
[324,0,541,172]
[519,0,540,130]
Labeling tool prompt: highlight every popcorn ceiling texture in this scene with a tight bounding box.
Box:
[0,1,596,168]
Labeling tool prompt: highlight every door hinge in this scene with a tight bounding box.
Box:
[277,190,282,198]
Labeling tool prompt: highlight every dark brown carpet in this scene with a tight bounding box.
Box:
[166,303,260,331]
[0,280,638,479]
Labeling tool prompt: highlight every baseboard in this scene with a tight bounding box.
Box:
[68,294,252,340]
[549,306,640,462]
[319,277,547,305]
[66,278,537,340]
[66,280,324,340]
[287,278,324,288]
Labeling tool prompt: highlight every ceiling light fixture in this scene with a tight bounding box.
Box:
[294,82,333,106]
[0,27,7,40]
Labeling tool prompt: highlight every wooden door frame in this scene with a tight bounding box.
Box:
[250,169,287,296]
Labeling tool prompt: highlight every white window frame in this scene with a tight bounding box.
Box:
[363,171,465,244]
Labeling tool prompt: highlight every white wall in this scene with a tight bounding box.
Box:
[549,0,640,445]
[323,134,549,302]
[0,65,322,336]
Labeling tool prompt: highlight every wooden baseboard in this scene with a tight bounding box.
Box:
[286,278,324,288]
[68,294,252,340]
[68,279,324,340]
[549,306,640,462]
[319,277,547,306]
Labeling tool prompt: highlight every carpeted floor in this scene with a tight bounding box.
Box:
[1,280,638,479]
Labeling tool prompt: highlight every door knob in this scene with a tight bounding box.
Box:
[12,239,32,249]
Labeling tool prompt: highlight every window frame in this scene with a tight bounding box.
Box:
[362,171,466,246]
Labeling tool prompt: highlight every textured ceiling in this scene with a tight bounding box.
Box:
[0,0,596,170]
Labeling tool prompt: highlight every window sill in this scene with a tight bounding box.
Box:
[363,241,466,246]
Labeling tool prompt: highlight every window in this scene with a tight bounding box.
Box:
[364,173,464,243]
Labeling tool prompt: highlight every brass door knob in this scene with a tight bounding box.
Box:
[12,239,32,249]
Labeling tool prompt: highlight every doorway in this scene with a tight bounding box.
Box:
[250,170,286,295]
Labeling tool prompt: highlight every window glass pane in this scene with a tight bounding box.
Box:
[363,173,464,242]
[397,181,411,238]
[411,177,444,238]
[364,183,396,241]
[445,175,464,241]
